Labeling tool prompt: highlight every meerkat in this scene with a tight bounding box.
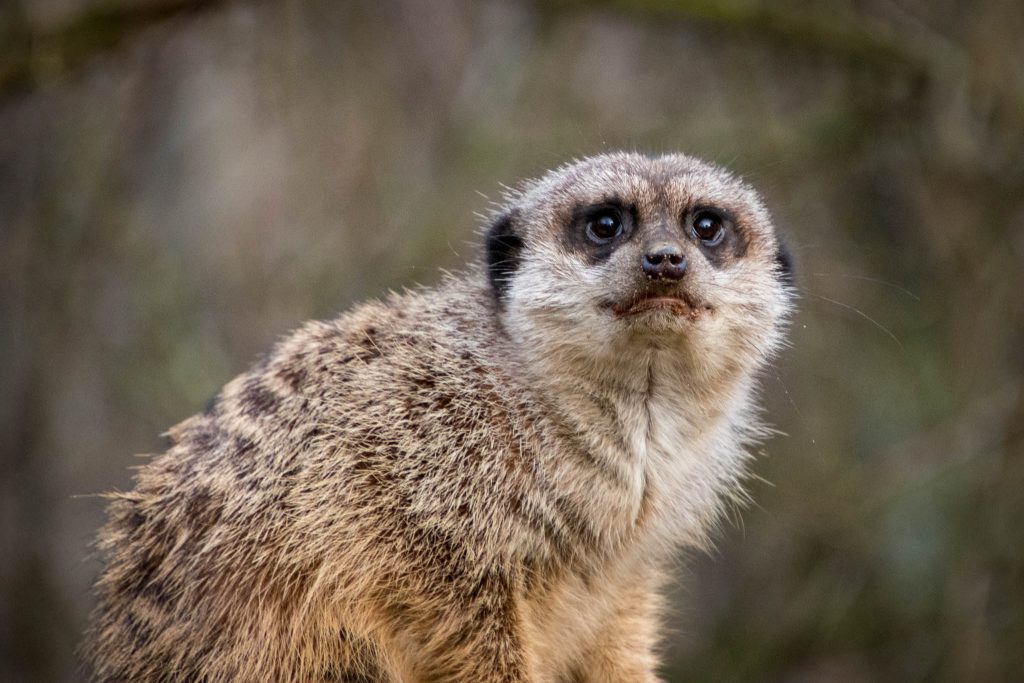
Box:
[84,152,793,682]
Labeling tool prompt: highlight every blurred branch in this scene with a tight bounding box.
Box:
[574,0,941,76]
[572,0,1024,183]
[0,0,213,98]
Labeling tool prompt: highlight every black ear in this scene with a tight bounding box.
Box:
[485,211,523,304]
[775,237,794,285]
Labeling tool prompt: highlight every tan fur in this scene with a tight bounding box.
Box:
[84,152,793,682]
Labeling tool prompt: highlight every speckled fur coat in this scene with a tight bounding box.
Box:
[85,153,792,682]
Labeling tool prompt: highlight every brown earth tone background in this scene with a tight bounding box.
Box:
[2,1,1023,681]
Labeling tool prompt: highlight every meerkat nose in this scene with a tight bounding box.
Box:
[642,245,688,281]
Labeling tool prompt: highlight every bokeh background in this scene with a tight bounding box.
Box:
[2,0,1023,681]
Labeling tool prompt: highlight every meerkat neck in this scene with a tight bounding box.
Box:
[510,338,756,548]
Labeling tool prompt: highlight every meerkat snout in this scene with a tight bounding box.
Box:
[641,243,687,280]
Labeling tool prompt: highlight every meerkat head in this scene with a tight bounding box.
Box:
[485,152,794,381]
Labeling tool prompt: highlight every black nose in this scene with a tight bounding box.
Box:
[642,245,687,280]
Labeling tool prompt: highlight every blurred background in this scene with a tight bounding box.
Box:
[2,0,1023,681]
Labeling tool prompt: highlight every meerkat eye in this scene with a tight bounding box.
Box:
[585,210,624,244]
[692,209,726,247]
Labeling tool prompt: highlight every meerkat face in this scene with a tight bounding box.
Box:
[486,152,793,377]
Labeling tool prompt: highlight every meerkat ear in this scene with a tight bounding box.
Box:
[775,237,795,285]
[485,210,523,303]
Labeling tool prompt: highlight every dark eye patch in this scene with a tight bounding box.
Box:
[564,199,637,265]
[775,238,795,285]
[685,205,747,266]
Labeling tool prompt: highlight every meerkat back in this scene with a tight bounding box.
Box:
[85,152,793,682]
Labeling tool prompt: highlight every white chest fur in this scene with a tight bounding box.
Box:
[622,371,744,548]
[574,349,752,551]
[522,352,754,677]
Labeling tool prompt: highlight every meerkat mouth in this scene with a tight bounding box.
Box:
[610,294,710,320]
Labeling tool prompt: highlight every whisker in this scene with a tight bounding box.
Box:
[810,273,920,301]
[772,368,803,419]
[808,292,905,351]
